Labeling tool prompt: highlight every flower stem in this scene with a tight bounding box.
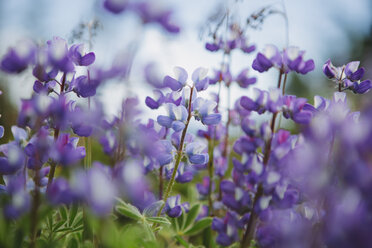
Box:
[29,168,41,248]
[156,87,194,217]
[240,71,282,248]
[46,72,66,190]
[159,166,163,200]
[207,138,214,215]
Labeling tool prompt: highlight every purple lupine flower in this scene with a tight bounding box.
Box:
[156,140,176,166]
[0,125,4,139]
[0,39,36,73]
[164,195,189,218]
[133,2,180,33]
[72,165,117,216]
[47,37,74,72]
[212,211,240,246]
[322,59,372,94]
[144,63,166,89]
[100,130,118,155]
[157,103,188,132]
[2,173,30,219]
[32,48,58,82]
[237,37,256,54]
[103,0,128,14]
[192,67,209,91]
[196,176,213,196]
[192,97,221,125]
[235,68,256,88]
[205,38,223,52]
[47,178,75,205]
[0,144,25,175]
[50,133,85,166]
[252,44,282,72]
[220,180,251,214]
[185,142,209,165]
[282,95,313,124]
[282,46,315,74]
[68,44,95,66]
[71,75,100,98]
[166,162,194,183]
[145,90,165,109]
[24,127,53,170]
[240,88,282,114]
[209,66,232,85]
[171,131,194,148]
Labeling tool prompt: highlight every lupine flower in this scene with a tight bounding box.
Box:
[220,180,251,214]
[164,195,189,218]
[192,97,221,125]
[68,44,95,66]
[192,67,209,91]
[47,37,74,72]
[0,125,4,139]
[240,88,283,114]
[72,165,117,216]
[166,162,194,183]
[144,63,166,89]
[185,142,209,165]
[252,44,282,72]
[282,95,313,124]
[133,2,180,33]
[253,45,314,75]
[0,144,25,175]
[235,68,257,88]
[164,67,209,91]
[145,90,165,109]
[71,75,100,98]
[155,140,176,166]
[47,178,75,205]
[212,211,240,246]
[157,103,188,131]
[2,173,30,219]
[50,133,86,166]
[196,176,213,196]
[322,59,371,94]
[0,39,36,73]
[103,0,128,14]
[208,66,232,85]
[282,46,315,74]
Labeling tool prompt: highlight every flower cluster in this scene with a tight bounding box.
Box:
[0,2,372,248]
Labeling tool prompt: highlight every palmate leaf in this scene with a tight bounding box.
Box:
[183,204,200,231]
[115,198,142,221]
[146,217,171,225]
[183,217,213,236]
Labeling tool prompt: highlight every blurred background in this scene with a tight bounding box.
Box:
[1,0,372,139]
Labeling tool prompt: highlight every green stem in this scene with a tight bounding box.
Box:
[156,87,194,217]
[240,71,282,248]
[46,72,66,190]
[207,138,214,215]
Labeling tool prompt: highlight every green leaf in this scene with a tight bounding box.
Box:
[175,235,189,247]
[59,207,68,221]
[143,222,156,241]
[116,206,142,221]
[68,204,78,227]
[177,209,186,231]
[146,217,171,225]
[171,216,179,232]
[143,200,164,217]
[183,204,200,230]
[184,217,213,236]
[115,199,143,220]
[53,221,66,232]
